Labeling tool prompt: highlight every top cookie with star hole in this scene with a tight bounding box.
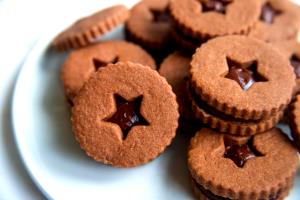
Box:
[190,35,295,120]
[71,61,179,168]
[169,0,261,40]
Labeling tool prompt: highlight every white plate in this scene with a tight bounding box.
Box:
[11,1,300,200]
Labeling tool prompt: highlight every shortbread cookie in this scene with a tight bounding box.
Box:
[61,40,156,103]
[188,128,298,200]
[72,62,179,167]
[52,5,129,51]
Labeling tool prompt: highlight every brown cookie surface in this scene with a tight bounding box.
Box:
[289,94,300,152]
[61,40,156,103]
[190,35,295,120]
[190,175,294,200]
[52,5,130,51]
[72,62,179,167]
[188,128,299,200]
[169,0,261,39]
[189,83,284,136]
[126,0,172,50]
[272,40,300,95]
[248,0,300,42]
[159,52,193,119]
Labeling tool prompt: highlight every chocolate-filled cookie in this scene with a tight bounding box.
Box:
[189,82,284,136]
[52,5,130,51]
[248,0,300,42]
[126,0,172,51]
[169,0,261,39]
[188,128,299,200]
[190,35,295,121]
[61,40,156,103]
[272,40,300,95]
[159,52,193,119]
[72,62,179,167]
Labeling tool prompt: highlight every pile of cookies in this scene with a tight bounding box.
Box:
[51,0,300,199]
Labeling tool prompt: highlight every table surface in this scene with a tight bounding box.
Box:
[0,0,299,199]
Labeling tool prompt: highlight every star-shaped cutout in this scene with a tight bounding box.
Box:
[290,54,300,78]
[224,57,268,91]
[224,137,264,167]
[200,0,233,14]
[260,3,282,24]
[92,56,119,71]
[150,9,170,23]
[105,94,149,140]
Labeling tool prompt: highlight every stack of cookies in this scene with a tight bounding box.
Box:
[51,0,300,199]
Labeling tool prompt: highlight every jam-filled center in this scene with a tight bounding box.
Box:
[150,9,170,22]
[200,0,233,14]
[105,94,149,140]
[225,57,268,91]
[260,3,281,24]
[290,54,300,79]
[92,56,119,71]
[224,137,263,167]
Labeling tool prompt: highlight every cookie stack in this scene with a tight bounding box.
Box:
[189,35,295,136]
[50,0,300,199]
[186,35,298,200]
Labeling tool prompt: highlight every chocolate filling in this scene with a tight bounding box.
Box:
[192,178,280,200]
[224,137,263,167]
[189,84,262,123]
[105,94,149,140]
[260,3,281,24]
[290,54,300,79]
[225,58,268,91]
[92,56,119,71]
[201,0,232,14]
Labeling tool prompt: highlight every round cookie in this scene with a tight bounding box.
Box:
[188,128,299,200]
[289,94,300,152]
[61,40,156,103]
[248,0,300,42]
[72,62,179,168]
[52,5,130,51]
[190,175,294,200]
[272,40,300,95]
[189,83,284,136]
[190,35,295,120]
[159,52,193,119]
[126,0,172,50]
[169,0,261,39]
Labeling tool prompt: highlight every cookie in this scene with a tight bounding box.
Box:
[188,128,299,200]
[71,62,179,167]
[190,35,295,121]
[190,175,294,200]
[61,40,156,103]
[189,82,284,136]
[159,52,193,119]
[169,0,261,39]
[125,0,172,50]
[289,94,300,152]
[272,40,300,95]
[52,5,130,51]
[248,0,300,42]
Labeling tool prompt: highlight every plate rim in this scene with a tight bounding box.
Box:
[11,33,54,199]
